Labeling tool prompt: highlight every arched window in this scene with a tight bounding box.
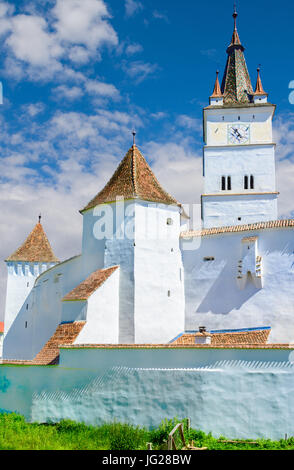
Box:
[244,175,248,190]
[250,175,254,189]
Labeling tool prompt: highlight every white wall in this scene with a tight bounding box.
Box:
[3,255,86,360]
[202,193,278,228]
[134,202,185,343]
[74,267,120,344]
[203,145,276,194]
[4,262,54,337]
[182,227,294,343]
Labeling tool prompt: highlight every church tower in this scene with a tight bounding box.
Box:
[202,8,278,228]
[3,218,59,339]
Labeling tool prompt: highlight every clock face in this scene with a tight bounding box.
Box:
[228,124,250,145]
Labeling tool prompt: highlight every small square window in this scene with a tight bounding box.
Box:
[167,218,173,226]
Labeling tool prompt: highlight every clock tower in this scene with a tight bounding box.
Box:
[202,9,278,228]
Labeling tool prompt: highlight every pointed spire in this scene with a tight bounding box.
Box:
[81,145,179,212]
[221,7,254,104]
[229,4,242,48]
[6,220,59,263]
[210,71,223,98]
[132,130,136,146]
[255,67,268,95]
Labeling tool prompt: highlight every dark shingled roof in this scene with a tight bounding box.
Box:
[63,266,119,301]
[6,222,59,263]
[81,145,179,212]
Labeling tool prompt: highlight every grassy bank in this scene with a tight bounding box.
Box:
[0,413,293,450]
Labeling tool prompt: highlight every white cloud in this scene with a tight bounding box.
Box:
[125,43,143,56]
[23,102,45,117]
[176,114,201,131]
[53,85,83,100]
[53,0,118,50]
[123,60,158,83]
[150,112,167,120]
[6,14,62,68]
[85,79,120,99]
[1,0,118,81]
[145,140,203,205]
[68,46,91,64]
[125,0,143,17]
[152,10,169,23]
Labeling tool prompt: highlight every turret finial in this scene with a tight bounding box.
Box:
[132,130,136,146]
[38,213,42,224]
[233,4,238,31]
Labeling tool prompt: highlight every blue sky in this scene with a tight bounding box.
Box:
[0,0,294,318]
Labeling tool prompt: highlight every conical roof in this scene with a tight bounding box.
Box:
[210,71,223,98]
[81,144,179,212]
[221,9,254,104]
[6,222,59,263]
[255,67,268,96]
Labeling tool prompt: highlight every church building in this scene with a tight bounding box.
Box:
[2,9,294,363]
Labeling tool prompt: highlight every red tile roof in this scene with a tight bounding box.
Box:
[181,219,294,239]
[172,329,271,346]
[255,67,268,96]
[63,266,119,301]
[210,71,223,98]
[0,322,4,334]
[5,222,59,263]
[81,145,179,212]
[33,321,86,365]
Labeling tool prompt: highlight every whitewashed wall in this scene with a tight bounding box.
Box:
[74,267,120,344]
[202,193,278,228]
[2,347,294,440]
[3,255,85,360]
[134,202,185,343]
[182,227,294,343]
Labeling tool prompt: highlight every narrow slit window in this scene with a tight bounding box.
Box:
[244,175,248,190]
[250,175,254,189]
[221,176,226,190]
[227,176,232,191]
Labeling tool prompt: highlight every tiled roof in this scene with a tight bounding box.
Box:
[33,321,86,365]
[63,266,119,301]
[172,329,271,346]
[210,71,223,98]
[81,145,179,212]
[5,222,59,263]
[255,68,268,96]
[221,10,254,104]
[0,322,3,334]
[181,219,294,239]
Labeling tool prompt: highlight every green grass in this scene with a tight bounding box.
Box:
[0,414,293,450]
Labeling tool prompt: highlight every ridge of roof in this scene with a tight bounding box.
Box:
[5,222,59,263]
[81,145,179,212]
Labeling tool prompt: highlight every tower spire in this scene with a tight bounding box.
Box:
[210,70,222,98]
[255,67,268,96]
[220,7,254,104]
